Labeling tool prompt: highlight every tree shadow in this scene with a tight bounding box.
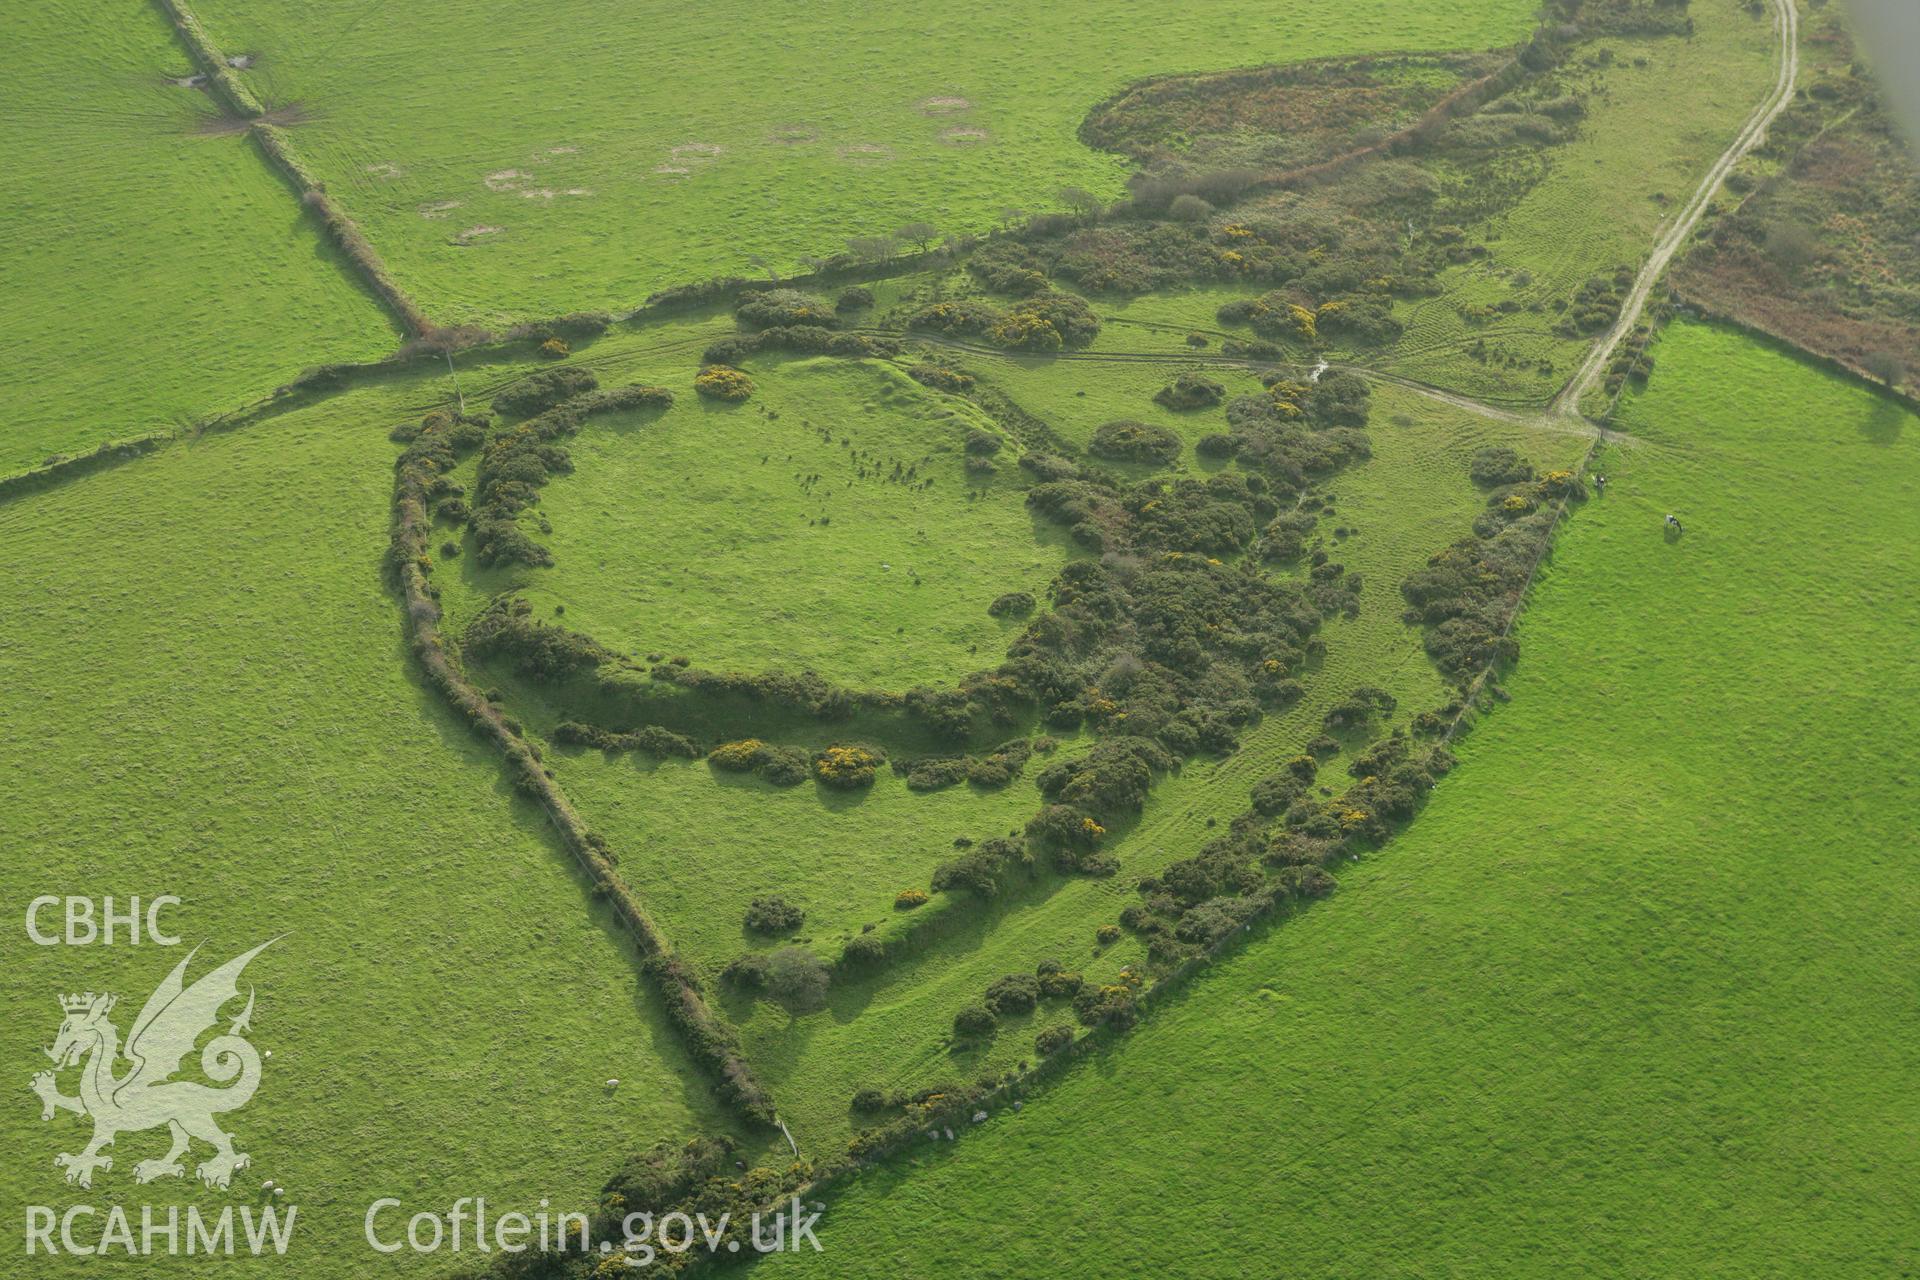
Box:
[1859,397,1906,446]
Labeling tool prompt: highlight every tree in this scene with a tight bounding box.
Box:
[1169,193,1214,223]
[896,221,938,253]
[1862,351,1906,388]
[1059,186,1102,221]
[764,946,830,1013]
[846,235,900,264]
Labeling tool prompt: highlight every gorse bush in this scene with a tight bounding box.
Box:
[813,744,885,789]
[1154,372,1227,410]
[743,894,804,935]
[694,364,755,402]
[735,289,838,329]
[464,596,614,682]
[709,738,810,786]
[1088,420,1182,465]
[909,290,1100,351]
[492,367,598,418]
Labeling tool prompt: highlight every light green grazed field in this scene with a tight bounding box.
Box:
[0,3,398,474]
[186,0,1536,322]
[758,322,1920,1277]
[525,356,1082,689]
[0,386,733,1278]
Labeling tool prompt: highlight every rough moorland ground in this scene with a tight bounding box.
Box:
[754,321,1920,1277]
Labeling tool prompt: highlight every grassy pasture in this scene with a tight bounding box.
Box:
[0,385,735,1276]
[756,323,1920,1277]
[534,364,1588,1149]
[512,356,1081,689]
[186,0,1536,322]
[0,2,397,474]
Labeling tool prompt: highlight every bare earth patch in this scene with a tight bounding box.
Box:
[365,162,403,179]
[919,95,972,115]
[453,225,502,245]
[769,124,820,145]
[520,187,593,200]
[418,201,462,219]
[940,126,990,146]
[483,169,532,192]
[838,143,895,165]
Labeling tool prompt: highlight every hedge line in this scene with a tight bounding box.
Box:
[0,436,169,505]
[1663,297,1920,420]
[149,0,263,119]
[250,124,435,337]
[388,411,776,1127]
[150,0,436,337]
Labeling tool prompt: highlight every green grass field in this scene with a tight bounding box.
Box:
[755,321,1920,1277]
[11,2,1914,1275]
[0,385,735,1276]
[511,355,1079,689]
[0,2,398,474]
[184,0,1537,323]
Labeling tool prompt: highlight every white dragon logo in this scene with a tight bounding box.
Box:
[30,939,277,1190]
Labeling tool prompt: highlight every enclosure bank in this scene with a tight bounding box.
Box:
[25,1203,296,1256]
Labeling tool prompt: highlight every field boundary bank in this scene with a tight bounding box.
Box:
[149,0,435,337]
[1666,296,1920,417]
[387,421,779,1132]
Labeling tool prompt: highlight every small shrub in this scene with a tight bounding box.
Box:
[1096,923,1121,945]
[721,952,769,989]
[895,889,930,910]
[835,286,875,313]
[953,1003,997,1038]
[840,932,887,968]
[1037,969,1084,999]
[987,591,1035,618]
[1035,1025,1074,1056]
[1469,445,1533,487]
[984,973,1040,1016]
[492,367,598,418]
[1154,372,1226,411]
[735,288,836,329]
[539,337,571,359]
[851,1087,890,1113]
[1089,420,1181,465]
[743,894,804,935]
[964,429,1002,457]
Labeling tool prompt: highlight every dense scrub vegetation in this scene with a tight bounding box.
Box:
[1670,9,1919,395]
[471,384,674,566]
